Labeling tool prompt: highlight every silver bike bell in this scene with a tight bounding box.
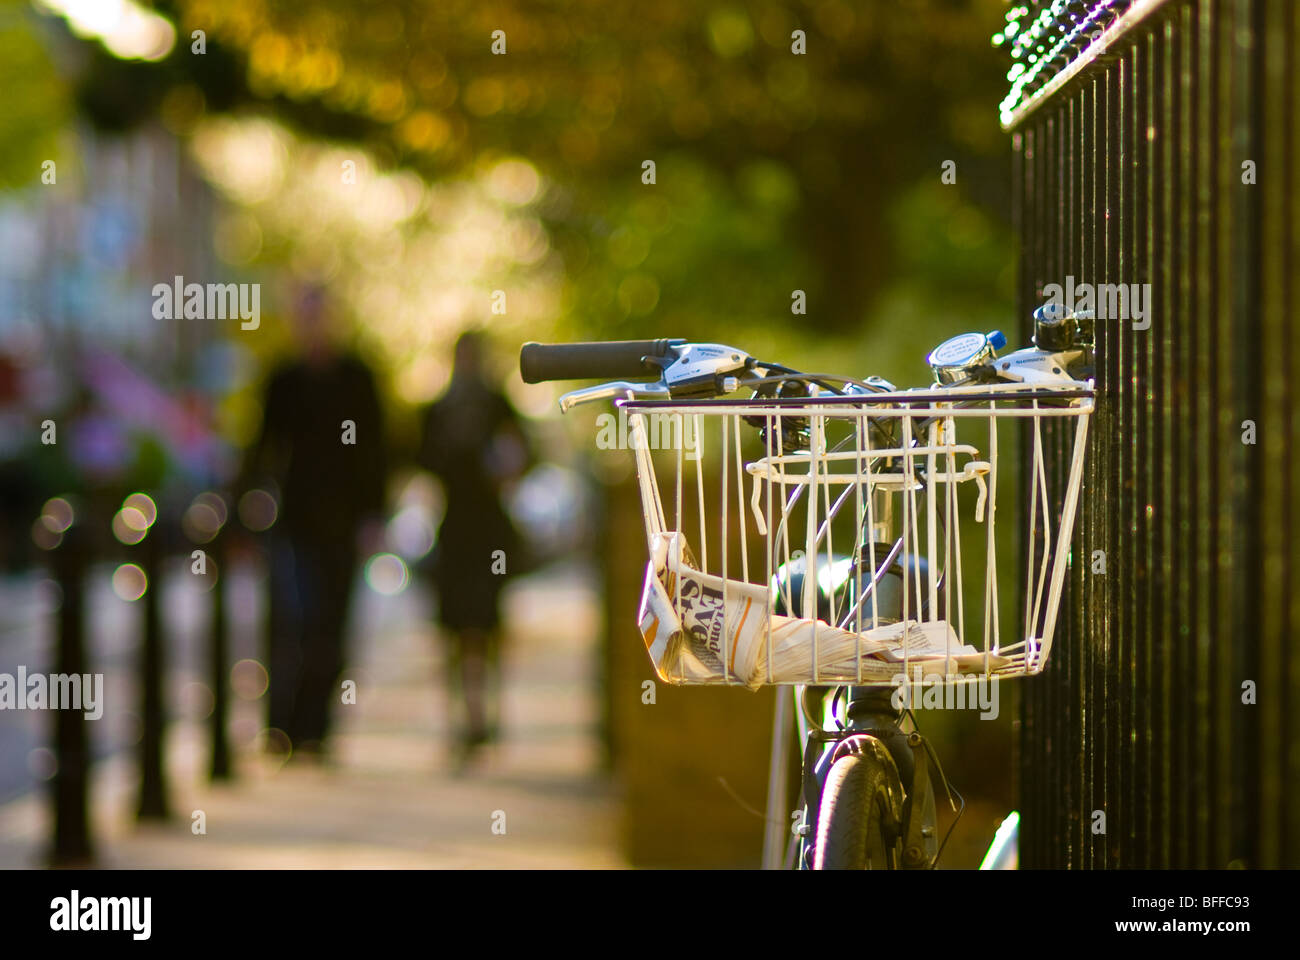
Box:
[928,330,1006,385]
[1033,301,1074,351]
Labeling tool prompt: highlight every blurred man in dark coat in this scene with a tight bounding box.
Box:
[420,331,529,768]
[242,286,387,757]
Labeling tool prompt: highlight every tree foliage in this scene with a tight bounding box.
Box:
[60,0,1016,341]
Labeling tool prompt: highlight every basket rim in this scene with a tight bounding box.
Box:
[620,381,1095,413]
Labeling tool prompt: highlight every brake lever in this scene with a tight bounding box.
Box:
[558,380,669,413]
[556,342,752,413]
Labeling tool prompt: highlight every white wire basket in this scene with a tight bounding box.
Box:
[625,382,1093,688]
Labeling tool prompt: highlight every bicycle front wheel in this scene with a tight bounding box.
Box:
[813,740,904,870]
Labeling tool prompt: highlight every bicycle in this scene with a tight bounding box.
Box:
[519,303,1094,869]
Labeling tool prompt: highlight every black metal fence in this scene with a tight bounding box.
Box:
[1006,0,1299,868]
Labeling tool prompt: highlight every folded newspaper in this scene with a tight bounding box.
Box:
[637,531,1009,688]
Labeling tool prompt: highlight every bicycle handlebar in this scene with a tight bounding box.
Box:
[520,307,1094,410]
[519,339,679,384]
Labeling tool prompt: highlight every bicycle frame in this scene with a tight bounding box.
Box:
[772,474,946,870]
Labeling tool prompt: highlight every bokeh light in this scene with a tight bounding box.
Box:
[40,497,74,533]
[364,552,409,596]
[180,681,215,720]
[112,507,148,544]
[35,0,176,62]
[260,728,292,759]
[231,659,270,700]
[31,518,61,551]
[26,747,58,781]
[111,563,148,601]
[486,158,541,206]
[386,505,435,561]
[33,496,75,550]
[123,492,157,527]
[190,557,219,593]
[183,492,229,543]
[238,489,278,532]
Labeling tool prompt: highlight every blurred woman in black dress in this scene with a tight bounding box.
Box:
[419,332,529,767]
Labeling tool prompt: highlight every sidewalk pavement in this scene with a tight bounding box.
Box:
[0,561,625,869]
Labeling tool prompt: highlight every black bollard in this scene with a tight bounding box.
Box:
[49,520,94,866]
[136,525,170,820]
[209,525,232,780]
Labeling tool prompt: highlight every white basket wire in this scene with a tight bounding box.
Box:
[626,382,1093,688]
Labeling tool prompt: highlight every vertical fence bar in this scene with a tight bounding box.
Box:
[1194,0,1217,868]
[1227,0,1263,870]
[1157,11,1179,872]
[49,521,94,865]
[1066,87,1085,870]
[137,525,170,821]
[1011,126,1029,866]
[1041,110,1060,865]
[1285,0,1300,871]
[209,525,232,781]
[1144,21,1168,871]
[1173,0,1197,869]
[1258,0,1299,869]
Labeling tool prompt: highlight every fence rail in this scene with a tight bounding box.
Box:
[1007,0,1299,868]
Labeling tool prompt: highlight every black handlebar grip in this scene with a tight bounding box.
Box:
[519,339,676,383]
